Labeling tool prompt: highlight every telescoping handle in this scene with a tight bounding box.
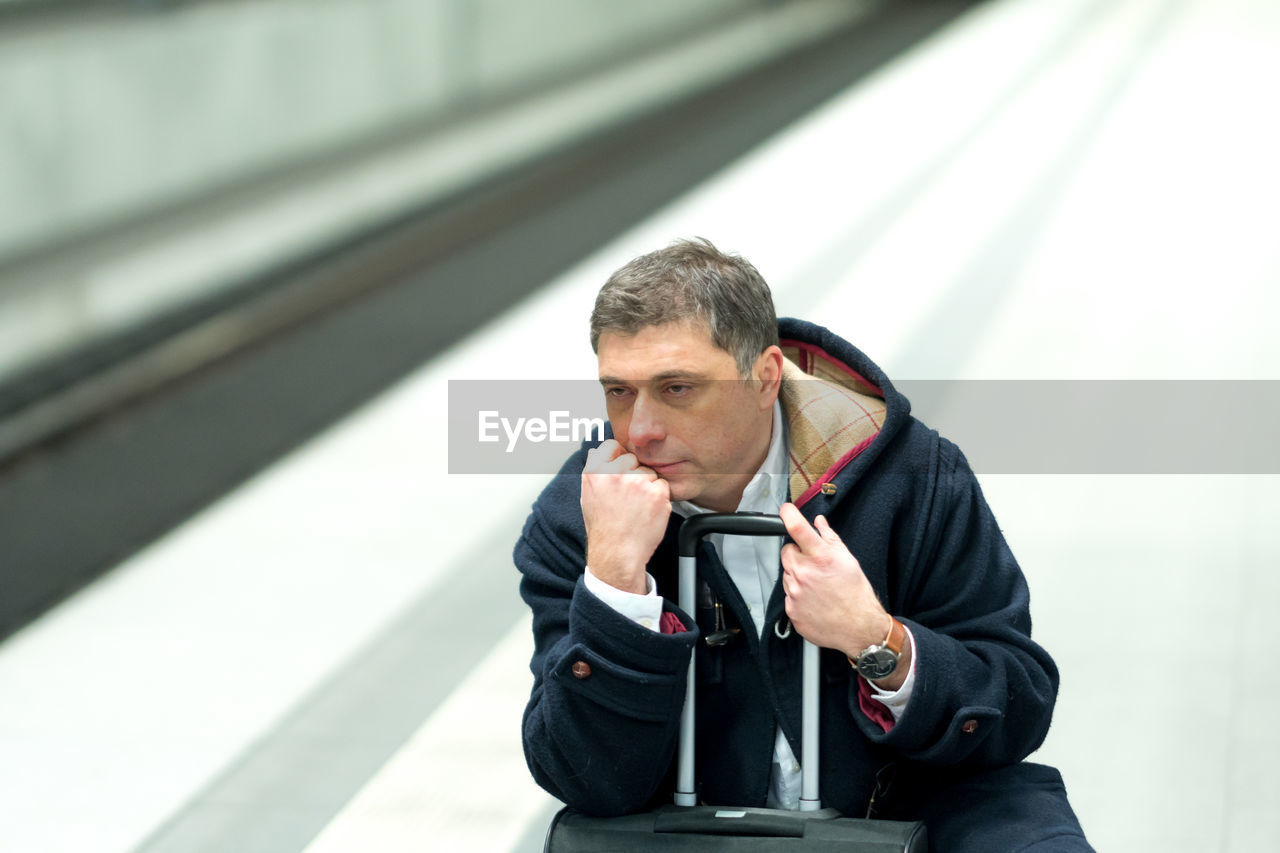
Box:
[675,513,822,812]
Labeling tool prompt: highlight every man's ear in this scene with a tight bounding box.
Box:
[753,345,784,408]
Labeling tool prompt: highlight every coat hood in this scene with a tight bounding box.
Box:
[776,317,912,508]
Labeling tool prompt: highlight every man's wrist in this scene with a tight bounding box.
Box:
[584,565,655,596]
[870,626,912,693]
[583,566,662,631]
[848,615,909,687]
[584,552,648,595]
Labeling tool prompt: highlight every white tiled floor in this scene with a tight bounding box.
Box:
[985,476,1280,851]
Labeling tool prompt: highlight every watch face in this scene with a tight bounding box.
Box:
[857,648,899,680]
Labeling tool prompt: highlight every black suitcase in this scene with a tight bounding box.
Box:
[544,513,927,852]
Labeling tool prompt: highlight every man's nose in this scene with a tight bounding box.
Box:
[628,393,666,447]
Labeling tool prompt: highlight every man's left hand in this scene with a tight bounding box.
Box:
[778,502,891,661]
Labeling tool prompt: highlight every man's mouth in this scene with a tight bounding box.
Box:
[645,460,685,474]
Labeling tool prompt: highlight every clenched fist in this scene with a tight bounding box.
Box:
[581,439,672,594]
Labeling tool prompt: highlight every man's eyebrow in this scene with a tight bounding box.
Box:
[598,370,707,385]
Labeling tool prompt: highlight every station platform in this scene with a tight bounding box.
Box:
[1,0,1277,851]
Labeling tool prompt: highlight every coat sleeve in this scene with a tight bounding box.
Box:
[851,436,1059,769]
[515,448,698,816]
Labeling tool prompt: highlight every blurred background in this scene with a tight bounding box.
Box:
[1,0,1277,850]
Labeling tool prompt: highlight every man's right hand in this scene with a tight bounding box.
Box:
[581,439,672,595]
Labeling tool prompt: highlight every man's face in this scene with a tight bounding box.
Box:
[596,321,778,512]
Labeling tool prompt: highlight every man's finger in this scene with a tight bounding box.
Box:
[597,439,627,462]
[597,452,639,475]
[780,502,825,553]
[653,477,671,500]
[780,542,800,570]
[585,440,624,472]
[814,515,842,543]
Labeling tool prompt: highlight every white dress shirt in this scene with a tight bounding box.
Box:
[583,401,916,809]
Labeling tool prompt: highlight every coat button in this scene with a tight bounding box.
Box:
[571,661,592,679]
[961,719,979,734]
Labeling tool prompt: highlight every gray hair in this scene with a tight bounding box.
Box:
[590,238,778,376]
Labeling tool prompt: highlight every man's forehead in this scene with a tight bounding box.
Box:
[598,368,709,386]
[595,322,732,380]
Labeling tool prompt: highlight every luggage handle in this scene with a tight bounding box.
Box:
[675,512,821,812]
[654,804,844,836]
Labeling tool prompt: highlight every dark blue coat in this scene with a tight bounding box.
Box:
[516,319,1086,846]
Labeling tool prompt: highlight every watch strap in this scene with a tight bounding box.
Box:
[848,616,905,680]
[884,616,905,656]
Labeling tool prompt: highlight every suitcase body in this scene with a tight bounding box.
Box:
[542,513,928,852]
[546,805,927,852]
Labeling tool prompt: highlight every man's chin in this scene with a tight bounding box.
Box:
[661,472,750,514]
[657,472,699,504]
[660,473,727,508]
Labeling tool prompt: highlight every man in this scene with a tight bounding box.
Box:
[516,239,1092,850]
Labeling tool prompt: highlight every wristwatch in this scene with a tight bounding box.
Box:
[849,616,906,681]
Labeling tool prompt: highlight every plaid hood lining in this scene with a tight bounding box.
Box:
[779,342,887,507]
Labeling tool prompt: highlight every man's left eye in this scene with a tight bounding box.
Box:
[666,384,691,395]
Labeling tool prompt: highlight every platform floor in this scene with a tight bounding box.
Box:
[2,0,1278,850]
